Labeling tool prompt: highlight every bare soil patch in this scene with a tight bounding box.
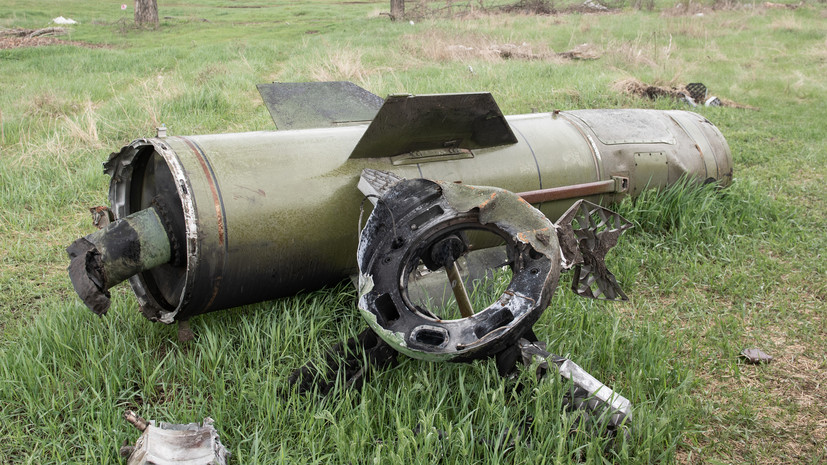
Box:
[0,36,110,50]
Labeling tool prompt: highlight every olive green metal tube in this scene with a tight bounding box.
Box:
[84,107,731,324]
[67,207,171,315]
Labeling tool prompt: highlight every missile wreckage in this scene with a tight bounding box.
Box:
[67,81,732,438]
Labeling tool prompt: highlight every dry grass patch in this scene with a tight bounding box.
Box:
[603,32,677,70]
[123,73,186,129]
[403,29,559,63]
[26,92,87,119]
[307,48,373,83]
[401,29,598,64]
[0,36,111,50]
[14,98,103,166]
[769,12,803,31]
[809,38,827,64]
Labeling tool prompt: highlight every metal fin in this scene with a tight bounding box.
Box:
[257,81,384,130]
[518,338,632,429]
[357,168,404,204]
[555,200,633,301]
[349,92,518,159]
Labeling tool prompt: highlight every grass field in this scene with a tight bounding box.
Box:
[1,0,825,463]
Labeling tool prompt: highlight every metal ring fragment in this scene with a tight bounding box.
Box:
[356,178,562,362]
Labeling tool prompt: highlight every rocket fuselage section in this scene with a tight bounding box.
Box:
[90,107,731,323]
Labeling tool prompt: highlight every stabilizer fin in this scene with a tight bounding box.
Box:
[257,81,384,130]
[349,92,518,159]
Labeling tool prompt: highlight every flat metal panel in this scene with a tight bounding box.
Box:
[257,81,383,130]
[632,152,668,194]
[567,109,676,145]
[350,92,518,159]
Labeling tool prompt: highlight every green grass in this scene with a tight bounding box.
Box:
[1,0,826,463]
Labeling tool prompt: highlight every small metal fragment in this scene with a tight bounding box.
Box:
[89,206,113,229]
[685,82,708,103]
[124,410,149,431]
[518,339,632,429]
[740,348,773,364]
[123,411,230,465]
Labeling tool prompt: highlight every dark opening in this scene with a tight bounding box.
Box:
[414,327,447,346]
[374,293,399,325]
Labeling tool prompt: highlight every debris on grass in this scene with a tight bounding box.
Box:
[582,0,610,11]
[557,43,601,60]
[0,36,110,50]
[52,16,78,25]
[121,410,230,465]
[0,27,67,38]
[763,1,802,9]
[408,31,599,63]
[740,348,773,364]
[488,42,550,60]
[612,77,759,110]
[0,27,112,50]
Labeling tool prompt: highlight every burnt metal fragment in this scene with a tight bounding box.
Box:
[356,177,561,362]
[517,339,631,429]
[67,207,172,315]
[89,205,114,229]
[295,173,631,434]
[556,200,633,300]
[121,410,230,465]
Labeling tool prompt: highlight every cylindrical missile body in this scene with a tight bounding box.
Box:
[94,109,731,323]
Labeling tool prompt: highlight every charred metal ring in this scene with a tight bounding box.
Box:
[356,178,563,363]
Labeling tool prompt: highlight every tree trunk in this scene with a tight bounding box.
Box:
[135,0,159,25]
[390,0,404,20]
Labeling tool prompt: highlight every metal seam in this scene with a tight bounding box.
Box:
[179,137,227,310]
[511,125,543,190]
[559,113,603,180]
[669,115,710,179]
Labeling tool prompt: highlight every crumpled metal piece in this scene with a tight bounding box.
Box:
[122,411,230,465]
[518,339,632,429]
[89,205,114,229]
[555,200,633,300]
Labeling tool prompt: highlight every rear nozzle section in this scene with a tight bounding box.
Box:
[67,206,171,315]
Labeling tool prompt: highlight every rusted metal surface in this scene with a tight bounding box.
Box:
[89,205,113,229]
[517,179,618,204]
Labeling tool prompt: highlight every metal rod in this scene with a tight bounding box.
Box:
[446,261,474,318]
[517,179,615,204]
